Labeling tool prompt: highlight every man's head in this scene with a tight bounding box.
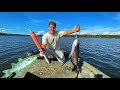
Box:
[48,21,56,35]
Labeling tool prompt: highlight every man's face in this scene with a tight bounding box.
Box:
[48,24,56,35]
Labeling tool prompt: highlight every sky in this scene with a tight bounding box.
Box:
[0,12,120,35]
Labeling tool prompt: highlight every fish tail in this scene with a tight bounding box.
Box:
[72,65,77,72]
[2,69,12,78]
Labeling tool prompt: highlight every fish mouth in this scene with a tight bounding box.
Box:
[73,44,78,47]
[26,56,37,61]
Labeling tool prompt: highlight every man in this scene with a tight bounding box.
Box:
[40,21,80,63]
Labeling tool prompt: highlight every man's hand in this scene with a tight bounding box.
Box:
[73,25,80,32]
[39,48,45,57]
[64,25,80,35]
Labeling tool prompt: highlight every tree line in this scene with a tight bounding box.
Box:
[1,32,120,38]
[63,34,120,38]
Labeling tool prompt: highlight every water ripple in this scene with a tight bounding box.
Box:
[0,36,120,78]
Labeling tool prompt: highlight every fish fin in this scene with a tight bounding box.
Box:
[69,50,74,58]
[26,65,30,69]
[69,45,75,58]
[72,66,77,72]
[69,53,72,58]
[15,70,20,75]
[69,51,72,58]
[2,69,12,78]
[11,63,16,68]
[18,58,23,62]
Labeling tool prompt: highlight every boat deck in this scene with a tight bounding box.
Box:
[1,53,110,78]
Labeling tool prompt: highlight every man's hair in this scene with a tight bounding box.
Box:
[48,21,56,27]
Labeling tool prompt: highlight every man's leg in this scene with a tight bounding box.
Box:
[54,50,65,63]
[46,49,65,63]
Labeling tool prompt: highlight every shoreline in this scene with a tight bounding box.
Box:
[1,34,120,38]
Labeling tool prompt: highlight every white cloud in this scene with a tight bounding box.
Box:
[80,31,88,35]
[31,19,43,24]
[36,30,45,35]
[82,26,120,35]
[16,27,20,29]
[0,28,6,33]
[57,25,120,35]
[16,27,30,31]
[63,28,68,30]
[102,31,120,35]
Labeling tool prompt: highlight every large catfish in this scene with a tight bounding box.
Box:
[69,38,79,72]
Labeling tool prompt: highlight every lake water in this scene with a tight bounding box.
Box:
[0,35,120,78]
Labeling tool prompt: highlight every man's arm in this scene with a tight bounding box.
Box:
[64,29,76,35]
[42,44,46,50]
[64,25,80,35]
[40,35,47,56]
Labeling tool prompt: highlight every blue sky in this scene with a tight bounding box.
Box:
[0,12,120,35]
